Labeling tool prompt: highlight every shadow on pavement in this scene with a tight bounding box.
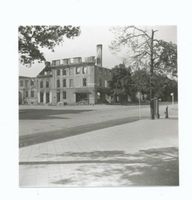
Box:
[44,147,179,186]
[19,109,92,120]
[19,117,139,148]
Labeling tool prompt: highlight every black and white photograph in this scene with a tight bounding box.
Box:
[2,0,192,199]
[19,25,178,187]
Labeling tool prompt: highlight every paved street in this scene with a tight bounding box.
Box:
[19,104,148,136]
[19,104,178,187]
[19,103,177,147]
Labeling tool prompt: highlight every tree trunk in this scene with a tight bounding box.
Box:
[150,30,155,119]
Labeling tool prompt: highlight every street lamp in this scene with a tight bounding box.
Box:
[138,92,141,120]
[170,93,174,106]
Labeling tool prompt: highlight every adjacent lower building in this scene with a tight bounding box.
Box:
[19,76,38,105]
[19,44,112,105]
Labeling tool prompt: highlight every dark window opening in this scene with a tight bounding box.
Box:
[57,92,60,102]
[46,92,49,103]
[57,69,60,76]
[57,80,60,88]
[62,69,66,75]
[31,91,34,97]
[63,91,66,99]
[40,92,43,103]
[31,80,34,86]
[63,79,66,87]
[83,78,87,87]
[46,81,49,88]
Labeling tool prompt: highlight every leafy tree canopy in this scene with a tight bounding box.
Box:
[19,25,80,65]
[109,65,177,103]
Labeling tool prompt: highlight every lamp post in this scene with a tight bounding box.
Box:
[138,92,141,120]
[170,93,174,106]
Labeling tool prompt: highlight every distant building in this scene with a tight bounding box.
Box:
[19,44,112,105]
[19,76,38,105]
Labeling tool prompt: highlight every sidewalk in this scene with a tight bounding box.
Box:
[19,118,178,187]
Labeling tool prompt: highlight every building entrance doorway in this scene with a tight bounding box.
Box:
[40,92,44,103]
[57,92,60,102]
[46,92,49,103]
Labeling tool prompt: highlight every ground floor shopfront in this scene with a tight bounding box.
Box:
[36,88,96,105]
[20,87,111,105]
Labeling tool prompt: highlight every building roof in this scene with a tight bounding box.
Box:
[19,76,35,79]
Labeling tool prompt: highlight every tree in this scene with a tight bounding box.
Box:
[109,64,135,104]
[132,69,150,100]
[19,25,80,65]
[110,26,177,119]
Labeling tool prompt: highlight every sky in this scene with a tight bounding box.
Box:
[19,26,177,77]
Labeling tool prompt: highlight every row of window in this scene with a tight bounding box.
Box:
[52,58,82,66]
[56,66,88,76]
[20,79,35,87]
[39,91,67,103]
[40,80,49,88]
[56,78,87,88]
[56,91,66,102]
[25,90,35,98]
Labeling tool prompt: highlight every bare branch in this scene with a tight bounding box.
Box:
[128,26,151,39]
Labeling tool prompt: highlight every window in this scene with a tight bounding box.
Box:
[62,68,66,75]
[52,60,60,66]
[56,60,60,66]
[46,92,49,103]
[104,80,108,88]
[20,80,23,87]
[83,78,87,87]
[76,67,81,74]
[25,80,28,87]
[69,67,73,75]
[25,91,28,97]
[57,69,60,76]
[31,79,34,86]
[69,79,74,87]
[31,90,34,97]
[40,81,43,88]
[82,66,88,74]
[63,79,66,87]
[57,92,60,102]
[63,59,69,65]
[52,60,56,66]
[63,91,66,99]
[57,79,60,88]
[46,81,49,88]
[40,92,43,103]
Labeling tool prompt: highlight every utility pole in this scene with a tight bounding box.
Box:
[149,29,156,120]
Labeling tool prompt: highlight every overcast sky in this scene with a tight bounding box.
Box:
[19,26,177,77]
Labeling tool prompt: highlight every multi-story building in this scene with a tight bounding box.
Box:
[19,76,38,105]
[19,44,112,105]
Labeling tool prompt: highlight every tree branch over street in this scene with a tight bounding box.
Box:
[19,25,81,65]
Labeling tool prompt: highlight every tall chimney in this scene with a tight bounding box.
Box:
[96,44,102,67]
